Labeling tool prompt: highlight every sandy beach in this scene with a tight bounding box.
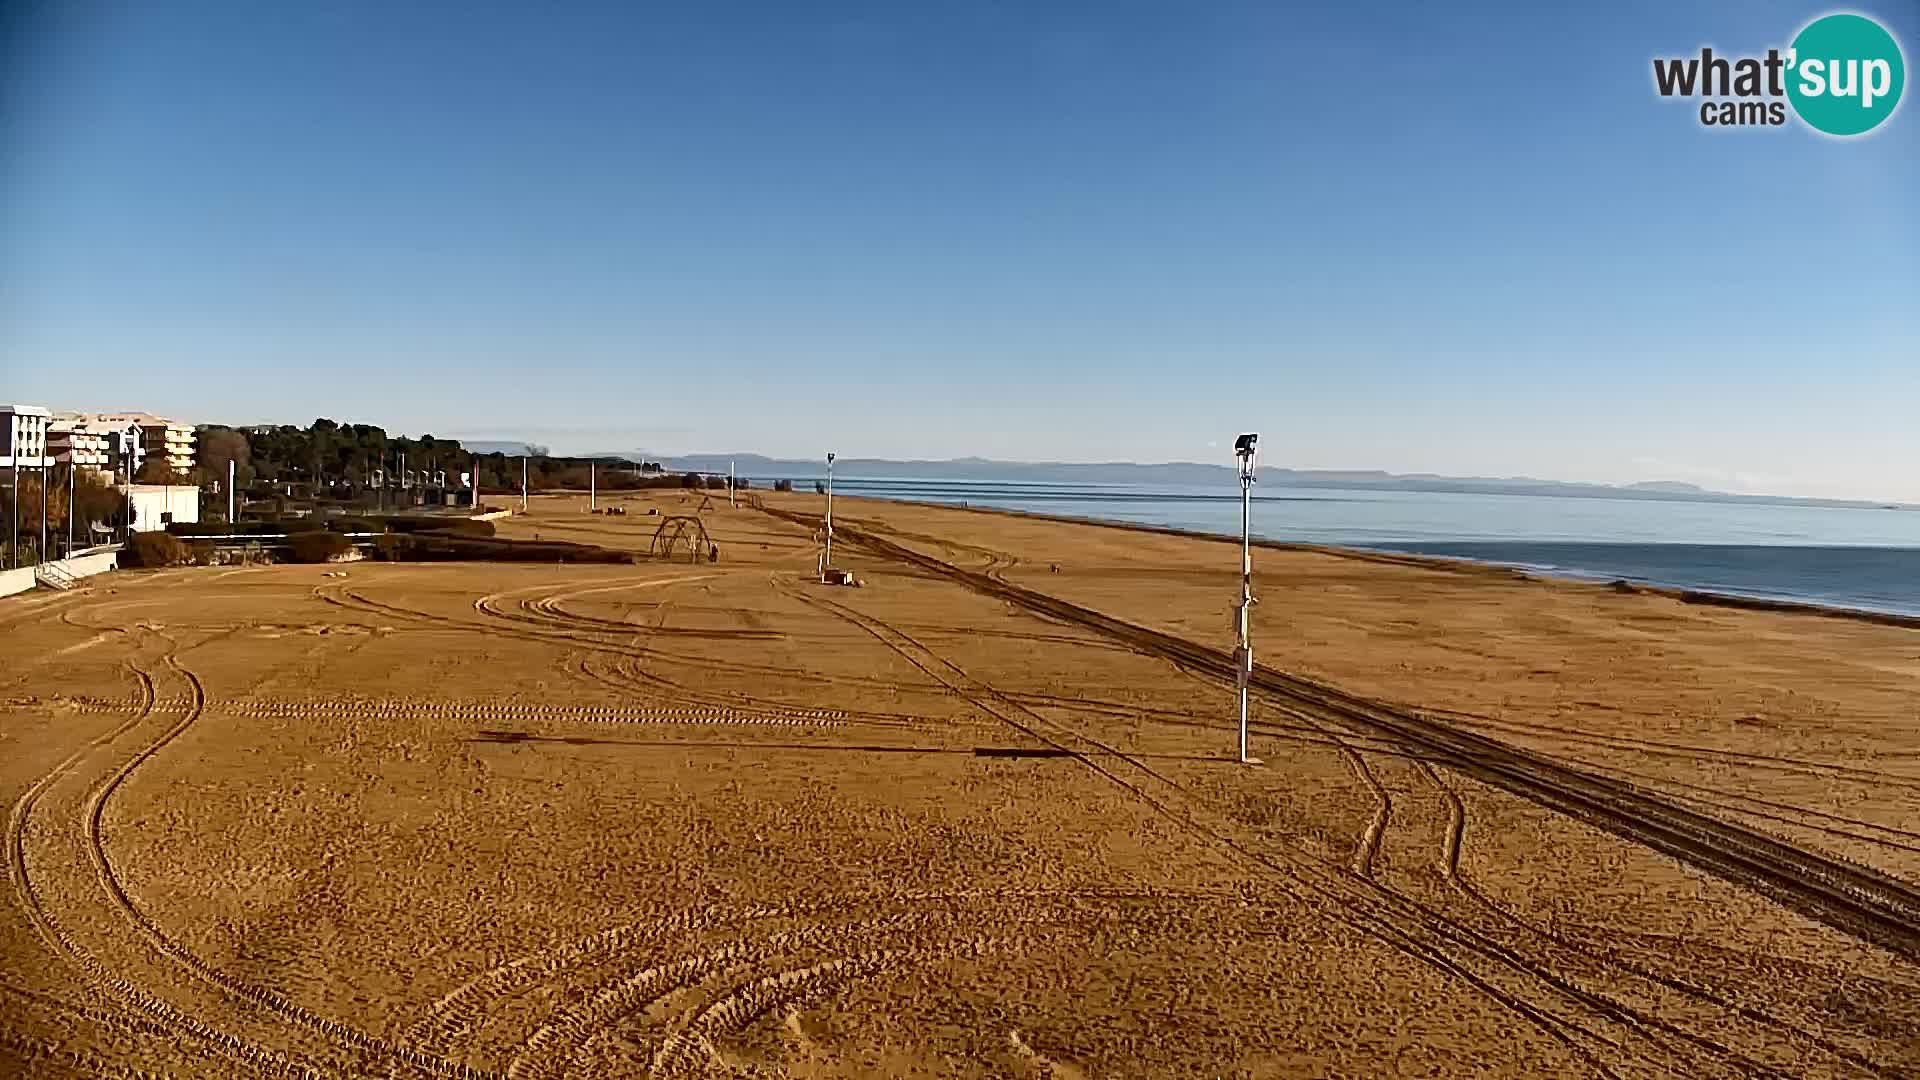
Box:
[3,490,1918,1078]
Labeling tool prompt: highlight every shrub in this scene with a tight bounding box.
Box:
[681,472,702,488]
[124,532,188,568]
[190,540,217,566]
[374,533,634,564]
[168,520,287,538]
[287,531,353,563]
[774,479,793,492]
[326,515,491,535]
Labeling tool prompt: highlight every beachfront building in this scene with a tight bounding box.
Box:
[45,417,116,475]
[69,412,195,477]
[1,404,52,469]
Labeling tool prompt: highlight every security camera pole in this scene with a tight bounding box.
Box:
[1234,432,1259,764]
[520,454,528,512]
[822,452,835,582]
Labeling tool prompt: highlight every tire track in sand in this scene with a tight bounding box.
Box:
[762,526,1904,1079]
[1414,761,1905,1079]
[764,571,1663,1079]
[5,640,320,1078]
[72,633,497,1079]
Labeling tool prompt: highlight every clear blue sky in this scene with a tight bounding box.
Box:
[4,1,1915,499]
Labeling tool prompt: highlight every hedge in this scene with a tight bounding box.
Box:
[123,532,188,568]
[287,531,354,563]
[373,533,634,564]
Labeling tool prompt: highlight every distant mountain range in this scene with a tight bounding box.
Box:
[576,452,1913,511]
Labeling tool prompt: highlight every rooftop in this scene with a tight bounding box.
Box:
[62,411,191,428]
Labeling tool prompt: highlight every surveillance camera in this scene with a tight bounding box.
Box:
[1234,433,1258,454]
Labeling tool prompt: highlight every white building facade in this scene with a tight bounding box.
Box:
[46,418,115,473]
[127,485,199,532]
[66,412,192,477]
[2,405,51,469]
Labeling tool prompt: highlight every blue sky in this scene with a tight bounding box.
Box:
[4,1,1915,498]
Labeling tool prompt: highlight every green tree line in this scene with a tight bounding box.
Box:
[192,420,704,496]
[231,419,468,487]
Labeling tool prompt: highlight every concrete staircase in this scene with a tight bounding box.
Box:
[34,561,79,591]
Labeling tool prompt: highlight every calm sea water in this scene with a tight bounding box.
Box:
[816,477,1920,618]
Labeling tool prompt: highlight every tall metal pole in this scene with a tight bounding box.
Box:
[66,460,74,555]
[590,461,596,511]
[1233,433,1259,765]
[729,460,736,508]
[823,452,835,582]
[1244,466,1259,760]
[521,455,528,512]
[40,460,48,565]
[228,458,236,526]
[5,416,16,568]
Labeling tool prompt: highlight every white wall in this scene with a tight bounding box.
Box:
[0,549,119,599]
[58,550,119,579]
[128,485,199,531]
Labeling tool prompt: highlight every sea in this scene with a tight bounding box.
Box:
[812,477,1920,619]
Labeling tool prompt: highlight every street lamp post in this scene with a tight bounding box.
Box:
[1234,433,1259,765]
[7,455,16,570]
[823,452,835,582]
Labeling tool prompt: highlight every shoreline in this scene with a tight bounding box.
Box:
[829,493,1920,632]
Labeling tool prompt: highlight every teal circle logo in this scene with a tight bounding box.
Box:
[1787,13,1905,136]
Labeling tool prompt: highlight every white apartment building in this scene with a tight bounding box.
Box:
[1,404,51,469]
[46,417,115,473]
[69,412,194,477]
